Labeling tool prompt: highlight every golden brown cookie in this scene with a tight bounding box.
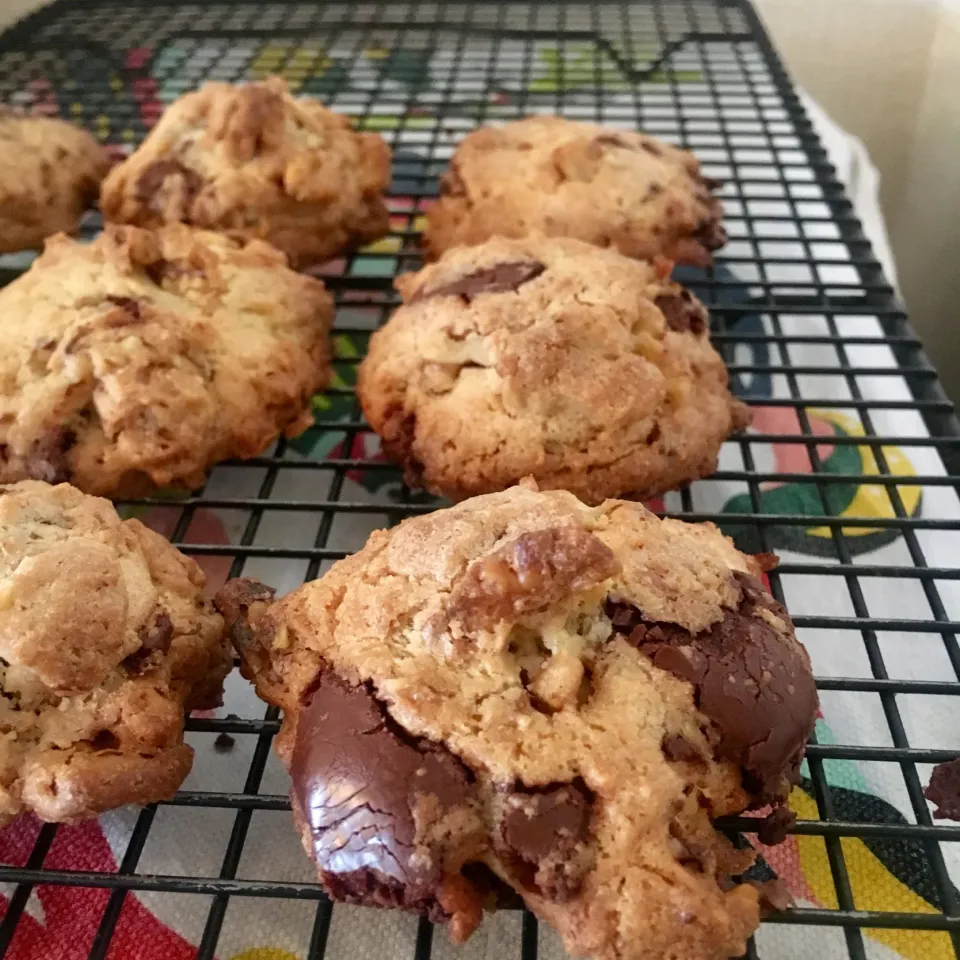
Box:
[0,480,230,825]
[100,77,392,267]
[0,112,109,254]
[424,116,725,264]
[0,223,333,497]
[216,481,817,960]
[357,235,748,503]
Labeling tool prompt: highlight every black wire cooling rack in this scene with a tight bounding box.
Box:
[0,1,959,959]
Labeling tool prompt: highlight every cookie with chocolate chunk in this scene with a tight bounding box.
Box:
[0,112,109,253]
[424,116,725,265]
[358,235,748,503]
[0,480,230,824]
[0,223,332,497]
[100,76,392,267]
[216,481,817,960]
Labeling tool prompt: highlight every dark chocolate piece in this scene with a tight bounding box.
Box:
[496,781,593,901]
[413,260,546,304]
[603,597,646,634]
[661,733,705,765]
[138,610,173,654]
[214,732,236,753]
[0,428,76,485]
[924,758,960,820]
[122,610,174,673]
[134,159,203,213]
[756,804,796,845]
[654,290,708,335]
[290,671,483,929]
[610,573,817,804]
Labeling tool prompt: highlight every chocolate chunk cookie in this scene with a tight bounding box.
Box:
[0,223,332,497]
[0,480,230,824]
[100,76,392,267]
[0,112,109,254]
[424,116,725,265]
[216,481,817,960]
[358,235,748,503]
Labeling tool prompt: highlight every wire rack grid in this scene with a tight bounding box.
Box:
[0,1,958,959]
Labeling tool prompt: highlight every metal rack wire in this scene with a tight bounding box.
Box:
[0,1,958,958]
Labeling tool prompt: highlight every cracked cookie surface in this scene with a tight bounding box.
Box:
[358,235,748,503]
[216,481,817,960]
[0,480,230,825]
[0,223,332,497]
[0,112,109,254]
[100,77,392,267]
[424,116,726,265]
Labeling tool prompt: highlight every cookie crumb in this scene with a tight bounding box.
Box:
[924,758,960,819]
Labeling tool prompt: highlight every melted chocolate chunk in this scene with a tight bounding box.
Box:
[655,290,708,335]
[122,610,174,672]
[603,597,645,633]
[661,733,705,765]
[413,260,546,304]
[290,672,482,926]
[496,781,593,901]
[611,574,817,804]
[2,429,76,485]
[139,611,173,654]
[756,804,796,845]
[640,140,663,157]
[924,758,960,820]
[134,159,203,212]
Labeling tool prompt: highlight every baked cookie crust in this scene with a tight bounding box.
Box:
[100,77,392,267]
[0,223,333,497]
[217,481,816,960]
[424,117,725,265]
[0,112,109,254]
[0,480,231,825]
[358,235,748,503]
